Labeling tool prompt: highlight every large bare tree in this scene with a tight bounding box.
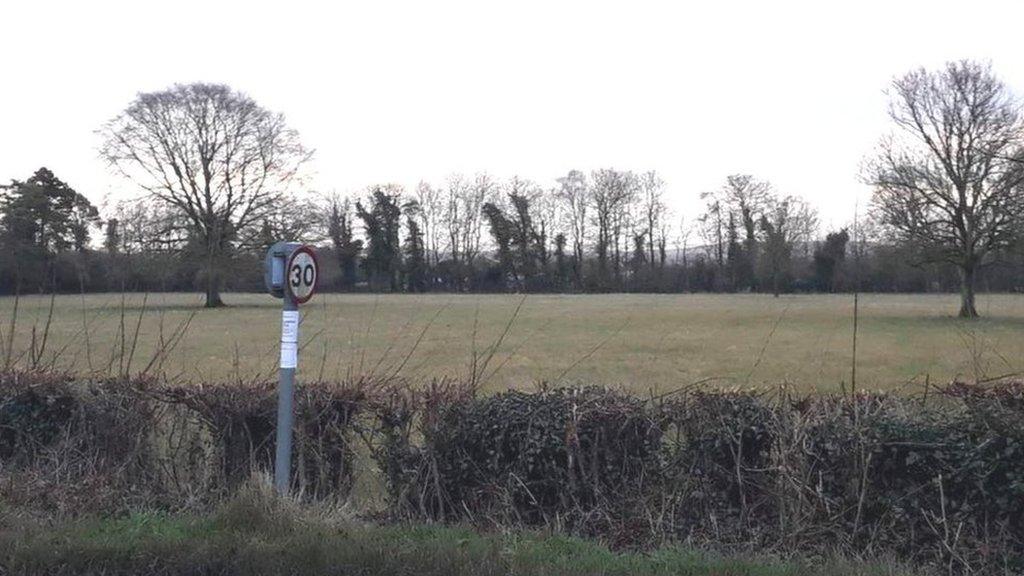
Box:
[100,83,311,307]
[868,61,1024,317]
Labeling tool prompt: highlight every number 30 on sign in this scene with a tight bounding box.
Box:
[286,245,318,304]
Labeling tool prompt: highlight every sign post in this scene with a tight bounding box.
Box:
[264,242,318,495]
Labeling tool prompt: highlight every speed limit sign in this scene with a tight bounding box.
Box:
[286,245,318,304]
[263,241,319,495]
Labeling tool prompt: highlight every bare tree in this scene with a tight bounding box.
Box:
[114,200,183,257]
[532,184,560,270]
[721,174,771,289]
[698,174,769,289]
[759,195,817,296]
[867,61,1024,317]
[795,200,819,261]
[555,170,589,288]
[100,83,311,307]
[443,173,468,267]
[441,172,491,289]
[612,172,638,284]
[414,180,443,267]
[723,174,770,252]
[675,215,692,290]
[657,207,672,269]
[504,176,549,274]
[590,168,635,287]
[639,170,667,269]
[698,193,725,270]
[248,196,322,250]
[465,172,495,263]
[103,199,182,289]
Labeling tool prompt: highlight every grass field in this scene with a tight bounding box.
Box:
[2,292,1023,393]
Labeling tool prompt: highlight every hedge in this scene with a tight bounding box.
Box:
[1,370,1021,573]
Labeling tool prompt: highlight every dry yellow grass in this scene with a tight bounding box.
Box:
[2,292,1023,393]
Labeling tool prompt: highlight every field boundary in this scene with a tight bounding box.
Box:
[1,370,1022,573]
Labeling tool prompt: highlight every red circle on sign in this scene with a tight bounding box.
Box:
[285,245,319,305]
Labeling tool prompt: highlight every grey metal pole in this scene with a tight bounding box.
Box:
[274,295,299,494]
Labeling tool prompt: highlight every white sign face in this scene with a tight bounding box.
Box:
[286,247,318,304]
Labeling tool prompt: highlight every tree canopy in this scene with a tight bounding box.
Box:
[867,60,1024,317]
[99,83,311,306]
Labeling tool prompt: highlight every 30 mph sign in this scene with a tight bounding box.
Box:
[286,245,318,304]
[264,242,319,496]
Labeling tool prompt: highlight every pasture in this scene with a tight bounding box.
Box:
[1,292,1023,393]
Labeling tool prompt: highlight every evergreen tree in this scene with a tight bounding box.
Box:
[356,187,403,292]
[1,168,98,254]
[104,219,121,254]
[1,168,99,288]
[403,215,427,292]
[814,229,849,292]
[725,213,744,291]
[553,233,569,291]
[760,214,792,296]
[482,202,517,290]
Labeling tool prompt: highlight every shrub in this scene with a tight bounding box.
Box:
[0,372,370,512]
[0,376,76,460]
[158,379,370,499]
[373,382,1024,570]
[657,391,777,542]
[0,371,158,513]
[159,381,279,491]
[293,381,368,499]
[370,383,661,537]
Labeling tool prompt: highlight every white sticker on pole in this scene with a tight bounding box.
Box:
[280,342,298,369]
[280,310,300,368]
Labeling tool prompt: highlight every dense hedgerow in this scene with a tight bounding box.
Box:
[1,370,1022,573]
[0,372,159,512]
[372,384,660,529]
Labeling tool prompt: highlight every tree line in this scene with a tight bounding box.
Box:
[2,61,1024,316]
[2,165,1019,300]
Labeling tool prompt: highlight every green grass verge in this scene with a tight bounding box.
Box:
[0,497,918,576]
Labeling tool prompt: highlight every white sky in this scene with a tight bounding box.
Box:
[3,0,1024,231]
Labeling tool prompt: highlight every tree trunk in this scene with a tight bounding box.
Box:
[205,260,225,308]
[205,281,225,308]
[203,225,227,308]
[958,263,978,318]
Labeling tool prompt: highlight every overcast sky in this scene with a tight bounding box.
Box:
[3,0,1024,230]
